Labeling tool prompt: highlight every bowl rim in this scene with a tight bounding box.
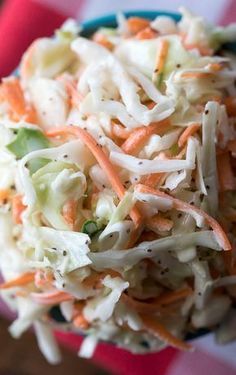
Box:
[80,10,181,36]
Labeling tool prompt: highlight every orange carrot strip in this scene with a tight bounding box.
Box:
[31,291,74,305]
[0,189,10,202]
[127,17,150,34]
[0,272,35,289]
[46,126,142,228]
[112,122,133,140]
[208,63,224,72]
[121,119,170,155]
[224,97,236,117]
[73,313,90,329]
[123,288,192,314]
[153,288,192,306]
[82,270,121,289]
[1,78,26,116]
[140,314,193,351]
[62,199,77,229]
[12,194,26,224]
[146,214,173,232]
[1,78,36,122]
[154,39,169,75]
[34,270,54,289]
[57,75,83,108]
[217,151,235,192]
[178,123,201,148]
[135,184,231,251]
[93,33,113,50]
[136,26,157,40]
[141,173,165,188]
[181,71,213,79]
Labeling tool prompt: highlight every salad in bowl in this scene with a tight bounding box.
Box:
[0,7,236,363]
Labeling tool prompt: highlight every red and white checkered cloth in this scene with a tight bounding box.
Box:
[0,1,236,374]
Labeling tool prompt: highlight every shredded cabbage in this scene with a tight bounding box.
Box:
[0,9,236,359]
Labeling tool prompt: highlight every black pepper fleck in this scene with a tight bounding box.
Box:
[176,64,181,68]
[205,110,209,115]
[63,250,67,256]
[138,161,143,165]
[147,248,152,253]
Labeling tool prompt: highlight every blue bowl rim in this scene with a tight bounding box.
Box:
[80,10,181,36]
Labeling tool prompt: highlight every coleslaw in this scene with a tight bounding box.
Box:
[1,8,236,362]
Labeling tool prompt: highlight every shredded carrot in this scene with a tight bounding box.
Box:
[121,119,170,155]
[154,288,193,306]
[45,126,142,228]
[141,173,165,188]
[140,314,193,351]
[208,63,223,72]
[227,140,236,153]
[217,151,235,192]
[73,313,90,329]
[154,39,169,75]
[62,199,77,229]
[57,74,83,108]
[93,32,113,50]
[181,71,213,79]
[122,287,192,314]
[0,272,35,289]
[138,230,158,243]
[127,224,144,248]
[1,78,26,116]
[112,122,133,140]
[1,77,36,122]
[146,101,156,109]
[136,27,157,40]
[82,270,121,289]
[141,146,186,188]
[224,97,236,117]
[31,290,74,305]
[11,194,26,224]
[178,123,201,148]
[34,270,54,289]
[135,184,231,251]
[146,214,173,232]
[127,17,150,34]
[0,189,10,203]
